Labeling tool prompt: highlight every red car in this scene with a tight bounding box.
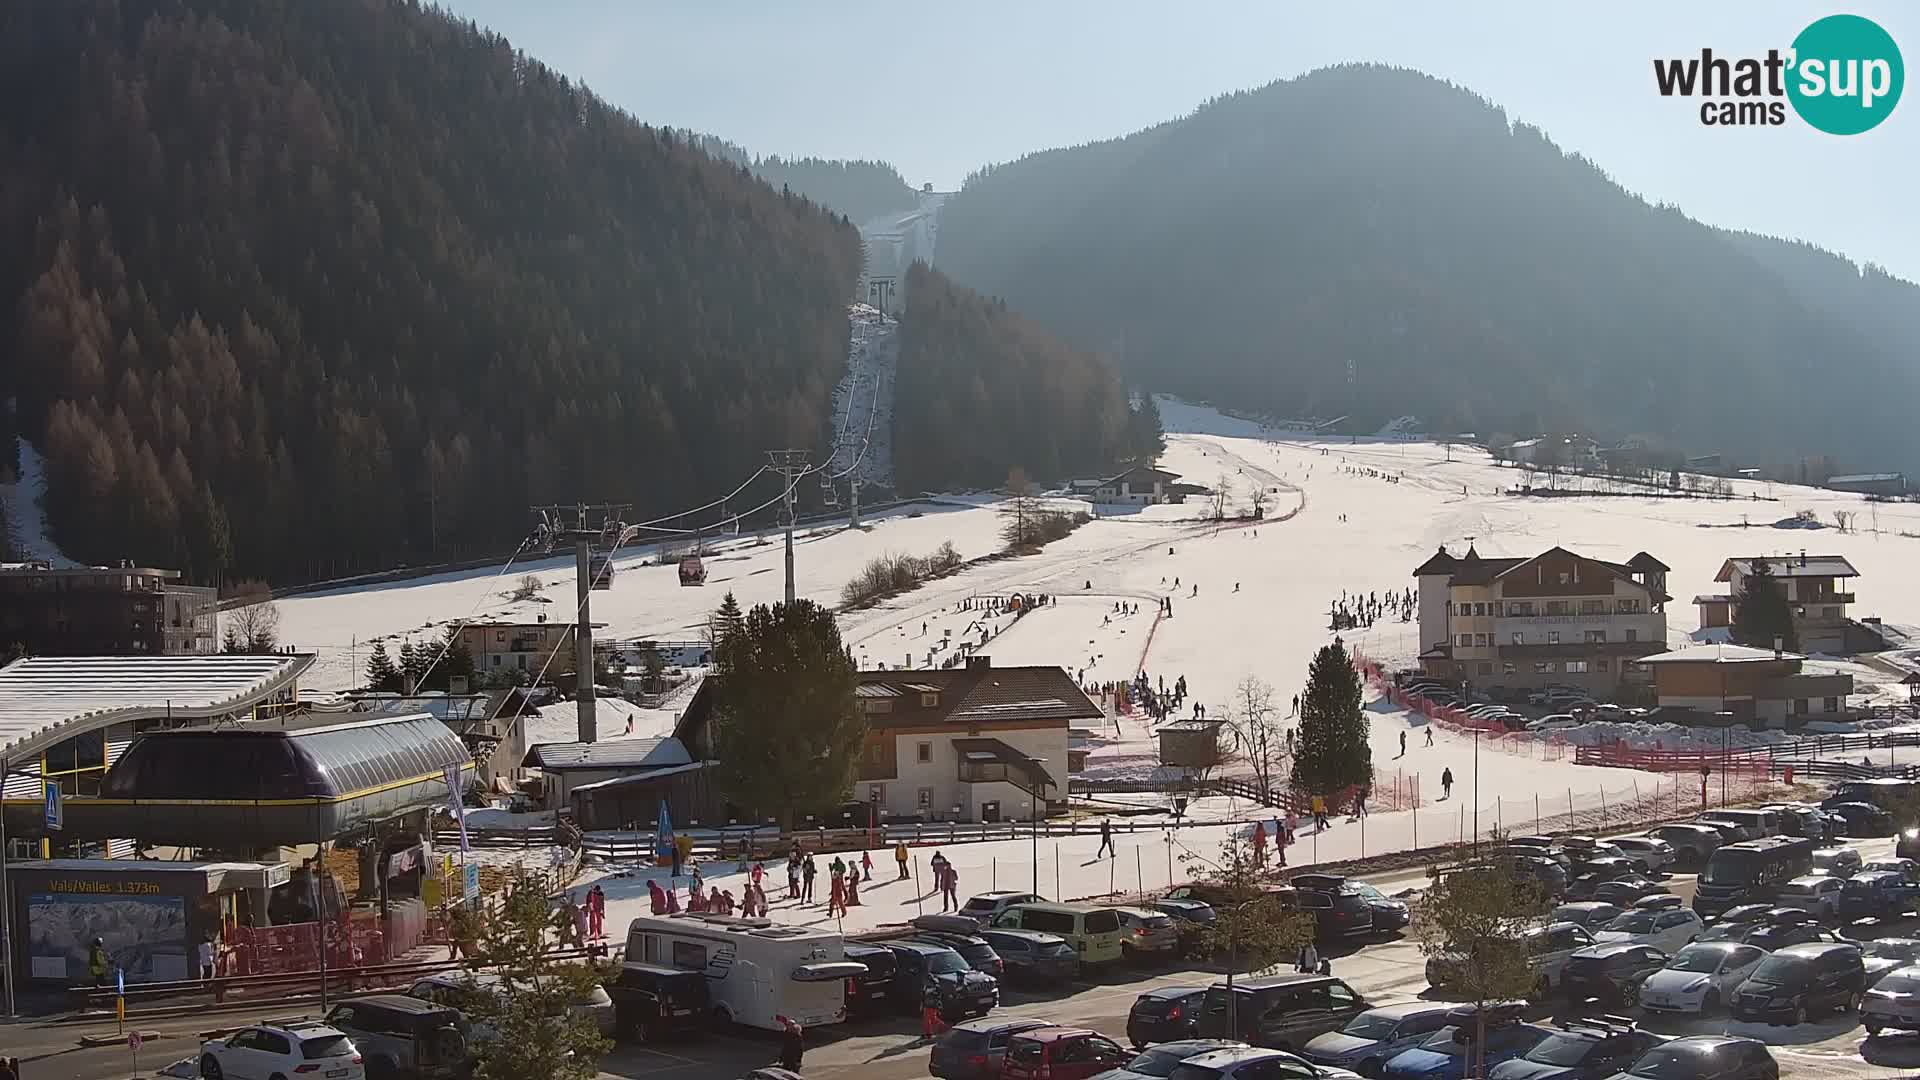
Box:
[1001,1027,1133,1080]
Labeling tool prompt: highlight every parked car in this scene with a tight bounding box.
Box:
[960,892,1048,928]
[1345,881,1411,933]
[1863,856,1920,884]
[1381,1007,1548,1080]
[1594,907,1703,953]
[1095,1040,1248,1080]
[1128,987,1209,1046]
[981,930,1079,985]
[1169,1047,1363,1080]
[199,1019,365,1080]
[1551,903,1624,934]
[880,941,1001,1021]
[1588,879,1669,909]
[1636,942,1766,1016]
[1605,1037,1777,1080]
[605,962,710,1043]
[1730,941,1866,1025]
[993,903,1126,966]
[931,1018,1056,1080]
[1827,801,1896,837]
[1111,906,1184,961]
[1486,1016,1659,1080]
[1154,898,1219,927]
[1302,1003,1454,1079]
[1526,715,1579,732]
[409,970,617,1039]
[1645,825,1723,867]
[1430,922,1592,1000]
[1841,872,1920,920]
[1690,820,1746,844]
[1709,903,1774,927]
[1808,846,1863,878]
[1001,1027,1133,1080]
[1607,837,1676,875]
[1632,895,1684,912]
[843,943,900,1013]
[1286,877,1378,941]
[1559,943,1668,1007]
[1861,938,1920,986]
[1863,964,1920,1035]
[915,930,1008,979]
[322,995,472,1080]
[1771,875,1845,919]
[1741,910,1847,952]
[1197,973,1370,1049]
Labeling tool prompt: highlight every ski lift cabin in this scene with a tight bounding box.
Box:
[589,553,614,590]
[679,554,707,586]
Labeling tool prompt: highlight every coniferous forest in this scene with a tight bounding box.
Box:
[934,64,1920,474]
[0,0,864,584]
[893,263,1148,494]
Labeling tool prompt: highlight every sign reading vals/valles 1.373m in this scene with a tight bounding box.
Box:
[1654,13,1904,133]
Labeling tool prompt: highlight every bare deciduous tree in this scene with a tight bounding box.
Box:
[1220,676,1285,799]
[222,580,280,653]
[1211,471,1233,521]
[511,573,544,601]
[1249,485,1271,518]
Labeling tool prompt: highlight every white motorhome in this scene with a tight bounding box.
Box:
[623,913,865,1031]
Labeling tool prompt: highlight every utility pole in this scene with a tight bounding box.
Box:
[529,503,631,743]
[849,475,860,530]
[765,451,811,605]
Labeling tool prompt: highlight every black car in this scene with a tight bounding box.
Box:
[1285,879,1377,940]
[881,941,1001,1021]
[1128,986,1208,1047]
[980,929,1079,984]
[843,943,898,1014]
[1292,874,1409,935]
[1589,879,1668,908]
[1551,903,1625,934]
[1827,801,1896,837]
[1610,1037,1777,1080]
[1197,972,1371,1048]
[1486,1017,1660,1080]
[914,931,1006,979]
[607,963,709,1043]
[929,1018,1055,1080]
[1711,904,1774,927]
[1741,912,1845,953]
[1560,943,1667,1007]
[1731,942,1866,1025]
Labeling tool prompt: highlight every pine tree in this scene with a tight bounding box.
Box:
[1731,558,1798,653]
[398,640,423,692]
[366,640,401,692]
[709,599,862,828]
[708,592,746,666]
[1290,640,1372,797]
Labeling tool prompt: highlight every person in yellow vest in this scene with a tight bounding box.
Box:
[894,840,910,880]
[1310,794,1327,830]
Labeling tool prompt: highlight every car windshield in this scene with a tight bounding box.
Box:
[1342,1012,1405,1040]
[300,1034,355,1059]
[1629,1047,1719,1080]
[1877,973,1920,994]
[1125,1049,1192,1078]
[1668,947,1727,973]
[1777,883,1816,897]
[962,899,998,913]
[1168,1066,1227,1080]
[928,951,968,974]
[1870,941,1920,960]
[1420,1028,1470,1056]
[1605,912,1657,933]
[1751,955,1811,982]
[1526,1035,1598,1066]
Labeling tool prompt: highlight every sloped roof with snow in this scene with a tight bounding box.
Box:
[1637,644,1805,665]
[522,736,693,771]
[1716,556,1859,581]
[0,654,313,758]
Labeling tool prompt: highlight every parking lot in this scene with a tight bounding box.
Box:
[19,828,1920,1080]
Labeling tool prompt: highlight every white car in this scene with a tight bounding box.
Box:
[1608,836,1676,875]
[1636,942,1766,1016]
[200,1019,364,1080]
[1526,714,1579,732]
[1594,907,1704,953]
[1773,874,1845,918]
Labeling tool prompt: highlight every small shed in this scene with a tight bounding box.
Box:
[1158,720,1225,769]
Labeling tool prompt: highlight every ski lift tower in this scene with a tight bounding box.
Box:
[530,503,632,743]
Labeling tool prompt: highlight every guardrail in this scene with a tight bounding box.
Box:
[1573,729,1920,773]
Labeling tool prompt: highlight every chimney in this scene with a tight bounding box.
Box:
[1799,549,1807,567]
[967,655,992,671]
[1773,635,1784,660]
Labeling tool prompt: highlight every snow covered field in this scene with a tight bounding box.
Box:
[0,437,75,566]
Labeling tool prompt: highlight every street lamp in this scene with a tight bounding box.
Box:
[1471,728,1481,856]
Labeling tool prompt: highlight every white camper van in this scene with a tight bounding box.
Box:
[623,913,865,1031]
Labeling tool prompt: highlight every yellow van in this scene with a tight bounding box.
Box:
[990,902,1123,966]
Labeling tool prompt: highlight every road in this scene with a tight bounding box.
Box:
[13,837,1920,1080]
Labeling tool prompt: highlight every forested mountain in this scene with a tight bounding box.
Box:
[935,64,1920,472]
[0,0,863,584]
[686,134,920,224]
[893,263,1152,493]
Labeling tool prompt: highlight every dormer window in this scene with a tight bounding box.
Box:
[920,692,939,708]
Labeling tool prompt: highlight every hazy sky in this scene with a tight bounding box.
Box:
[440,1,1916,280]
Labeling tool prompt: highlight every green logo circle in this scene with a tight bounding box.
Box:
[1787,14,1904,135]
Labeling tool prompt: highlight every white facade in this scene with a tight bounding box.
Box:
[861,726,1069,823]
